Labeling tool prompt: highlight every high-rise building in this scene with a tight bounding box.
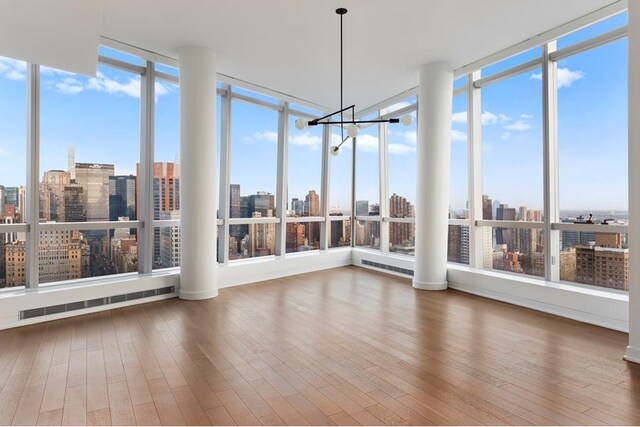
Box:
[575,232,629,290]
[291,198,304,216]
[68,145,76,182]
[5,229,90,287]
[109,175,137,221]
[329,210,351,247]
[137,162,180,266]
[495,203,516,246]
[75,163,114,221]
[159,210,181,268]
[286,222,305,252]
[355,200,369,216]
[248,210,275,257]
[389,193,415,252]
[64,185,85,222]
[3,186,20,220]
[41,170,71,222]
[482,195,493,220]
[304,190,320,246]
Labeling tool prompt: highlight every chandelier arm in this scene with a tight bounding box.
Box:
[309,118,401,126]
[309,104,356,125]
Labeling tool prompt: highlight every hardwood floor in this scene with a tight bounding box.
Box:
[0,265,639,425]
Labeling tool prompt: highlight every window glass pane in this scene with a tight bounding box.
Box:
[482,68,543,220]
[154,226,181,269]
[557,39,628,291]
[488,226,545,278]
[560,231,628,291]
[2,232,26,289]
[155,62,179,77]
[287,115,323,253]
[387,106,416,256]
[330,131,352,216]
[448,225,470,264]
[482,47,541,77]
[232,86,279,105]
[40,64,141,223]
[450,93,468,219]
[558,12,628,49]
[98,46,144,66]
[38,227,138,285]
[389,222,415,255]
[355,220,380,249]
[453,76,468,90]
[558,40,627,216]
[355,120,379,214]
[381,96,416,116]
[329,217,351,248]
[0,56,27,224]
[228,99,278,260]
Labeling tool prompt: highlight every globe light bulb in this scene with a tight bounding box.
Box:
[347,124,359,138]
[401,114,413,126]
[330,145,340,156]
[295,118,308,130]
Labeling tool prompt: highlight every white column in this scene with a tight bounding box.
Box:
[626,2,640,364]
[413,62,454,290]
[178,46,218,300]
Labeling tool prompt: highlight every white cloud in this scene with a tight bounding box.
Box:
[451,129,467,142]
[388,144,415,155]
[501,132,512,140]
[0,57,26,80]
[245,131,278,144]
[86,71,141,97]
[55,77,84,94]
[289,132,322,150]
[452,111,467,124]
[481,111,512,126]
[402,130,416,146]
[531,67,585,88]
[503,120,530,131]
[356,134,379,152]
[520,113,533,120]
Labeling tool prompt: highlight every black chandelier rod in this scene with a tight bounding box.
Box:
[309,118,400,126]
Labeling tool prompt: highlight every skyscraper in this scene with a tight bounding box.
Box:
[481,194,492,220]
[41,170,71,222]
[109,175,137,221]
[304,190,320,246]
[137,162,180,267]
[75,163,114,221]
[64,185,85,222]
[389,193,415,252]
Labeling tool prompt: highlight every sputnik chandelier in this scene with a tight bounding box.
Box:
[294,7,413,155]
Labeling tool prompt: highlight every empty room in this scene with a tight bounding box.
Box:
[0,0,639,425]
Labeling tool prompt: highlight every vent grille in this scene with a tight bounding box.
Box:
[18,286,175,321]
[362,260,414,276]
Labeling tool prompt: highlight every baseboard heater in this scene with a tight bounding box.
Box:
[361,259,414,276]
[18,286,176,320]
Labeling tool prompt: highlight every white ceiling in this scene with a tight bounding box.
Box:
[84,1,621,110]
[0,0,102,76]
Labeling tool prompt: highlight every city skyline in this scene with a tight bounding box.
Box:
[0,12,630,212]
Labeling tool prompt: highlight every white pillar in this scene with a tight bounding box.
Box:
[413,62,454,291]
[626,3,640,364]
[178,46,218,300]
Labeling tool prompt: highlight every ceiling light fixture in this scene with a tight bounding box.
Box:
[295,7,413,156]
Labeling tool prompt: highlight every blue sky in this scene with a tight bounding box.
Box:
[0,12,628,214]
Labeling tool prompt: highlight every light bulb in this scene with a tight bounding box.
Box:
[295,118,308,130]
[347,124,359,138]
[401,114,413,126]
[330,145,340,156]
